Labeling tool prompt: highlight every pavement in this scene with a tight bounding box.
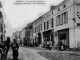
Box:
[1,46,80,60]
[7,47,48,60]
[22,46,80,60]
[36,47,80,60]
[24,46,80,55]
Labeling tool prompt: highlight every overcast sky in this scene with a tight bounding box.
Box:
[1,0,63,36]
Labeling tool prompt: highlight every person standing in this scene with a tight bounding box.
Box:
[5,37,11,58]
[11,39,19,60]
[1,41,7,60]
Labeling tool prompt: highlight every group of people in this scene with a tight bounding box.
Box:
[0,37,19,60]
[42,39,52,50]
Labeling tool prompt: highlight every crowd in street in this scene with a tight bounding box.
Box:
[0,37,19,60]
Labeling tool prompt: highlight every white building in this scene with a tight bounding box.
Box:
[19,27,26,43]
[33,0,80,48]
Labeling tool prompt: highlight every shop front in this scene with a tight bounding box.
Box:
[42,29,54,47]
[58,28,69,49]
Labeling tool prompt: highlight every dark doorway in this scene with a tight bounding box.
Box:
[38,33,41,44]
[58,29,69,48]
[43,30,51,41]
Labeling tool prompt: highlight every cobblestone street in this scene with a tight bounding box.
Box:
[7,47,48,60]
[3,47,80,60]
[38,49,80,60]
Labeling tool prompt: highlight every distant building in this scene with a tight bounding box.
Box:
[19,27,27,45]
[26,22,33,46]
[19,22,33,46]
[12,31,21,44]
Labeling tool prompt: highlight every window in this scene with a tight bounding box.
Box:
[56,11,68,26]
[0,24,1,32]
[58,8,60,11]
[44,22,46,30]
[64,12,68,23]
[38,25,39,32]
[38,26,39,32]
[56,16,58,26]
[60,14,63,25]
[39,25,40,31]
[58,15,60,25]
[39,25,40,32]
[52,12,53,14]
[35,27,36,33]
[51,18,54,28]
[56,15,60,26]
[0,2,2,7]
[37,26,38,32]
[63,5,66,8]
[36,26,38,32]
[41,24,42,31]
[0,12,3,18]
[33,28,34,33]
[47,21,49,29]
[77,23,80,26]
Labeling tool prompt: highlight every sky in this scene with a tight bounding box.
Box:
[1,0,63,36]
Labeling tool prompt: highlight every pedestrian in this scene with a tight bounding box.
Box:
[11,39,19,60]
[58,41,63,51]
[1,41,7,60]
[46,41,52,50]
[5,37,11,58]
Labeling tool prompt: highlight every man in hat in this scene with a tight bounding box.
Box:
[11,39,19,60]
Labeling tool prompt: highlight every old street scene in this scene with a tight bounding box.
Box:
[1,0,80,60]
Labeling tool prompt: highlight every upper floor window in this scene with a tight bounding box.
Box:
[36,26,38,32]
[44,22,46,30]
[0,12,3,18]
[0,2,2,7]
[64,11,68,24]
[56,15,60,26]
[52,12,53,14]
[41,24,42,31]
[63,5,66,8]
[33,28,35,33]
[60,14,63,25]
[39,25,40,32]
[35,27,36,33]
[56,16,58,26]
[47,21,49,29]
[58,8,60,11]
[0,24,2,32]
[51,18,54,28]
[56,11,68,26]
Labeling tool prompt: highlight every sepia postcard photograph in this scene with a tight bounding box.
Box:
[0,0,80,60]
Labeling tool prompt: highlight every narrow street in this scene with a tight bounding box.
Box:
[6,47,80,60]
[7,47,48,60]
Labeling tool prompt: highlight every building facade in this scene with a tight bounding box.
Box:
[12,31,20,44]
[19,23,33,46]
[0,1,6,42]
[26,23,33,46]
[19,27,27,45]
[32,0,80,48]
